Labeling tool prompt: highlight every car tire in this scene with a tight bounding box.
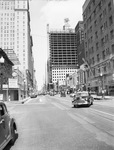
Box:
[74,104,78,108]
[91,101,93,105]
[9,127,16,145]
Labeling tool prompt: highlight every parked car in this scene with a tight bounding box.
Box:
[60,90,66,97]
[0,101,17,149]
[30,93,37,98]
[72,91,94,108]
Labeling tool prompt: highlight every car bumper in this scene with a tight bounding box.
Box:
[72,101,90,106]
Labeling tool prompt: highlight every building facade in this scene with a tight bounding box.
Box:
[0,0,35,99]
[75,21,85,67]
[83,0,114,95]
[47,27,78,87]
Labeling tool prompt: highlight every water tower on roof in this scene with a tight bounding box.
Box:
[63,18,70,30]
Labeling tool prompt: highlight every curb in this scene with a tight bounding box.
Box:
[20,97,30,104]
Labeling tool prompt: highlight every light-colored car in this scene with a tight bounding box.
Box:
[0,101,17,149]
[72,91,94,108]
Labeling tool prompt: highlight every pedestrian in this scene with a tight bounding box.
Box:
[102,89,105,99]
[9,95,11,101]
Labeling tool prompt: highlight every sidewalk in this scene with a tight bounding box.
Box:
[4,97,30,104]
[91,95,114,100]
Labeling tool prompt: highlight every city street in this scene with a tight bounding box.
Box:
[4,95,114,150]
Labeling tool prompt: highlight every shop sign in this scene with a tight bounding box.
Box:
[8,78,18,88]
[0,94,3,100]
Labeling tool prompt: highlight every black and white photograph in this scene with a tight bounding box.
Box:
[0,0,114,149]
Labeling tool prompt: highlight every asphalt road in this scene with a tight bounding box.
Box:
[4,95,114,150]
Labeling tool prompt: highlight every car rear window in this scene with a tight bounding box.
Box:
[0,105,5,116]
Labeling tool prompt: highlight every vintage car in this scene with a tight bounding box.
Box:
[30,93,37,98]
[0,101,17,149]
[72,91,94,108]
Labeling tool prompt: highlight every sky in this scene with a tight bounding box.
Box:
[29,0,85,90]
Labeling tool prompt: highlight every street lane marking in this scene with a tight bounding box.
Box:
[52,102,68,110]
[74,113,95,124]
[67,112,114,146]
[90,108,114,121]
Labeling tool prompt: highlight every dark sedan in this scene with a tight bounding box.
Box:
[0,101,17,149]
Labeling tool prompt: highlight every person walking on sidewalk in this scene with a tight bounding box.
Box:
[102,89,106,99]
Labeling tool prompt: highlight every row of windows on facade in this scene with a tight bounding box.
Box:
[53,79,65,82]
[0,33,26,41]
[50,39,76,43]
[85,30,114,56]
[85,22,113,46]
[51,56,77,58]
[52,75,66,78]
[52,70,76,72]
[0,17,25,22]
[86,44,114,65]
[0,32,26,37]
[0,22,14,26]
[83,0,111,24]
[0,12,25,17]
[0,24,25,30]
[52,73,72,76]
[0,3,26,10]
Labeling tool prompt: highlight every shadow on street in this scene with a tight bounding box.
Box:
[3,133,18,150]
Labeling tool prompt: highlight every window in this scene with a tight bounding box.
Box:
[104,21,108,29]
[110,30,114,40]
[104,66,106,72]
[105,34,109,43]
[97,54,100,62]
[96,42,99,50]
[103,8,107,17]
[92,57,94,65]
[111,44,114,54]
[106,48,110,55]
[108,2,112,12]
[100,25,104,34]
[101,38,105,46]
[109,16,113,26]
[95,31,98,39]
[102,50,105,59]
[99,13,103,21]
[94,20,97,27]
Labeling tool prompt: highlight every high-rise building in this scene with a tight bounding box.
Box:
[47,25,78,86]
[83,0,114,95]
[0,0,35,99]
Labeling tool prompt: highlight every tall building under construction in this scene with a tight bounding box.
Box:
[47,24,78,85]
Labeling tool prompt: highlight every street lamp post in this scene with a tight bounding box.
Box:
[0,56,5,101]
[100,73,104,98]
[24,79,26,98]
